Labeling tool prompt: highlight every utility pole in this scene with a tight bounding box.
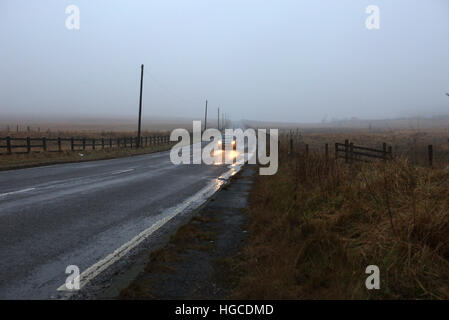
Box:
[218,107,220,130]
[204,100,208,132]
[222,112,224,129]
[137,64,144,148]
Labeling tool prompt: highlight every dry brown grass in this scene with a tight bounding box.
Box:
[288,128,449,168]
[0,128,181,170]
[231,134,449,299]
[119,215,217,299]
[0,143,174,171]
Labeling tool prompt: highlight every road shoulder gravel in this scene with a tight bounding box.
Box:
[115,165,256,299]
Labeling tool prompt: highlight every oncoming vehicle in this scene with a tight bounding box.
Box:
[218,134,236,150]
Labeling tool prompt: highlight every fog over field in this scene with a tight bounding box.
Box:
[1,0,448,124]
[2,1,449,305]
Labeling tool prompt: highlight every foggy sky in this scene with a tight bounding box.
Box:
[1,0,448,123]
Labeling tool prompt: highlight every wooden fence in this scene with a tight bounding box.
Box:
[0,136,171,154]
[335,140,392,162]
[287,138,438,168]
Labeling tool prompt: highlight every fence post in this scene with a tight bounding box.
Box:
[130,137,133,148]
[102,138,105,149]
[71,137,74,151]
[145,136,148,147]
[349,142,354,163]
[325,143,329,162]
[43,137,47,152]
[344,139,349,163]
[82,138,86,150]
[334,142,338,160]
[382,142,387,161]
[117,138,120,148]
[388,146,392,159]
[110,138,112,148]
[92,139,96,150]
[428,145,433,168]
[6,136,11,154]
[27,137,31,153]
[58,137,61,152]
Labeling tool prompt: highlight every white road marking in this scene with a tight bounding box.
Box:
[0,188,36,198]
[111,169,135,175]
[57,164,244,294]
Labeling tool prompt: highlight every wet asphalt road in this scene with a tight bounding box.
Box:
[0,146,232,299]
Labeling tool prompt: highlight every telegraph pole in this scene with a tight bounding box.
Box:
[204,100,208,132]
[218,107,220,130]
[137,64,144,148]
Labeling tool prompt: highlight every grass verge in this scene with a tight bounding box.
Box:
[0,143,174,171]
[231,148,449,299]
[119,215,218,299]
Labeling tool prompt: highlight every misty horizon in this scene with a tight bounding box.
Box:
[1,0,448,123]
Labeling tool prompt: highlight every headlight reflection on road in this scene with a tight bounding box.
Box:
[228,150,238,159]
[212,150,239,165]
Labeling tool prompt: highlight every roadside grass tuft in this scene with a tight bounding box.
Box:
[231,139,449,299]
